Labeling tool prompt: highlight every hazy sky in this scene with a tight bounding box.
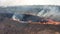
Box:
[0,0,60,6]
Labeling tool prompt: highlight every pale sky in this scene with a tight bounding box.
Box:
[0,0,60,6]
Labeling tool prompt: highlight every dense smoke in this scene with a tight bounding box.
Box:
[37,6,58,17]
[0,5,60,21]
[11,6,60,21]
[37,6,60,21]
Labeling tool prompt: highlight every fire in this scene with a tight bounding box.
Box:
[29,19,60,25]
[11,17,60,25]
[47,19,60,25]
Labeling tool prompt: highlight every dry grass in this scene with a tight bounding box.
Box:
[0,18,60,34]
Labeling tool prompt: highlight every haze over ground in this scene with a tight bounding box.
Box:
[0,0,60,21]
[0,5,60,21]
[0,0,60,7]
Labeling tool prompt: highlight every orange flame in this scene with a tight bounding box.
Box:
[11,18,60,25]
[29,19,60,25]
[47,19,60,25]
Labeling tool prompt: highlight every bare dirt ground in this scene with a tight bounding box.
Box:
[0,18,60,34]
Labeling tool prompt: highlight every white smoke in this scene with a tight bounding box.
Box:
[12,13,20,21]
[11,6,60,21]
[37,6,60,21]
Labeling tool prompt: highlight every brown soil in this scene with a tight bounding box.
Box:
[0,18,60,34]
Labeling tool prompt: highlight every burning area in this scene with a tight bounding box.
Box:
[0,5,60,34]
[12,13,60,25]
[0,13,60,25]
[0,5,60,25]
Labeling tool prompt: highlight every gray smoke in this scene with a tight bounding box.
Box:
[0,5,60,21]
[37,6,60,21]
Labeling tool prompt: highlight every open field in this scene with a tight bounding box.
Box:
[0,19,60,34]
